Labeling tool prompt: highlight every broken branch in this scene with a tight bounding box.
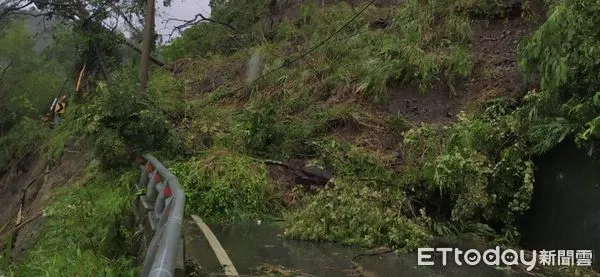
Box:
[166,12,236,39]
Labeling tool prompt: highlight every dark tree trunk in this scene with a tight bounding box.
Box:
[139,0,155,96]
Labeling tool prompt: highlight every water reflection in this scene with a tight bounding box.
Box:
[183,220,528,276]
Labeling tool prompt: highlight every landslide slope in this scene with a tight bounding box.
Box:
[155,0,550,250]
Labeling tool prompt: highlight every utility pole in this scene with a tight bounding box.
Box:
[139,0,155,96]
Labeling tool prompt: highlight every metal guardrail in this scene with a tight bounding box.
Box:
[137,154,185,277]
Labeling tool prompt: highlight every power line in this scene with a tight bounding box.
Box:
[227,0,378,95]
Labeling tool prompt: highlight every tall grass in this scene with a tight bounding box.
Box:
[169,148,282,223]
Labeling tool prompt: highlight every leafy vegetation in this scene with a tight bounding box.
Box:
[285,178,431,249]
[2,167,138,276]
[162,0,473,102]
[169,148,281,222]
[157,0,600,250]
[0,20,68,135]
[3,0,600,273]
[519,0,600,147]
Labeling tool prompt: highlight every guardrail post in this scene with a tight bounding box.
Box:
[139,161,151,189]
[154,188,166,222]
[157,198,172,231]
[145,170,159,204]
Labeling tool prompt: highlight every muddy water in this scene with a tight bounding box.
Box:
[183,220,528,277]
[521,140,600,267]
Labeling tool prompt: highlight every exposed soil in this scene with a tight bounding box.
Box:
[466,17,539,100]
[175,58,246,101]
[0,142,92,262]
[266,159,306,188]
[385,15,542,125]
[0,154,45,236]
[263,8,545,192]
[386,81,463,125]
[266,159,308,207]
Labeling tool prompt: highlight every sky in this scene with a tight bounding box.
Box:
[0,0,212,43]
[155,0,212,42]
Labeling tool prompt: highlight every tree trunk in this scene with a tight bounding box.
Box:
[139,0,155,96]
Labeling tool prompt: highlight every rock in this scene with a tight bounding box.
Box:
[392,151,404,163]
[295,166,332,187]
[90,159,100,167]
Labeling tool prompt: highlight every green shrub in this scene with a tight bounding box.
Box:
[282,139,434,249]
[159,0,268,60]
[74,69,179,160]
[314,139,395,182]
[0,20,68,129]
[285,179,431,250]
[401,103,536,244]
[164,0,474,105]
[233,103,315,159]
[94,128,130,169]
[518,0,600,150]
[0,118,49,170]
[170,149,279,222]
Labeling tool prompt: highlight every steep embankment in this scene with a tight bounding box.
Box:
[0,147,89,261]
[0,126,139,275]
[154,0,553,250]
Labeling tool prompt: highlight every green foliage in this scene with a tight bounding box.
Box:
[315,139,395,182]
[284,179,431,250]
[283,139,433,249]
[236,103,280,155]
[164,0,473,102]
[401,103,539,245]
[233,103,315,159]
[391,0,472,91]
[160,0,268,60]
[169,149,279,222]
[0,234,13,269]
[518,0,600,149]
[209,0,268,27]
[43,23,80,69]
[40,121,78,163]
[178,104,233,153]
[5,168,138,276]
[0,20,79,170]
[70,69,184,167]
[0,118,49,169]
[0,20,67,130]
[94,128,130,169]
[159,24,245,61]
[453,0,509,17]
[0,107,85,172]
[275,1,473,101]
[519,0,600,97]
[433,150,492,223]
